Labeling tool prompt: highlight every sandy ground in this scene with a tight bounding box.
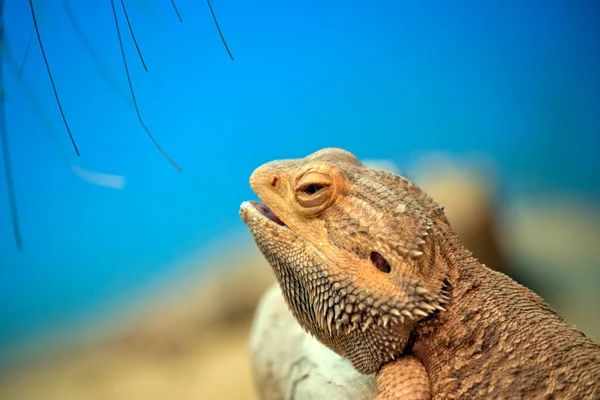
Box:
[0,323,255,400]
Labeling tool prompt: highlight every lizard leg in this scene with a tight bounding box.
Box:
[375,356,431,400]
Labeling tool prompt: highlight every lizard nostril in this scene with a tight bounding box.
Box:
[270,176,278,187]
[370,252,391,273]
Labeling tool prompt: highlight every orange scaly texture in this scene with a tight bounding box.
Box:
[240,148,600,399]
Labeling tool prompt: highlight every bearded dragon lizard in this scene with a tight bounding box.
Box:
[240,148,600,399]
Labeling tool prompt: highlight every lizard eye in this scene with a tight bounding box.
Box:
[302,184,324,195]
[295,172,334,211]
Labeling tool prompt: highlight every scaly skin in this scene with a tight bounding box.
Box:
[240,148,600,399]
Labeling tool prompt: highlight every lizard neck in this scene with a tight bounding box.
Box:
[409,219,484,366]
[407,219,600,398]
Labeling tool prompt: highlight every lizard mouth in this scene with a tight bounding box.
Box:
[241,200,288,228]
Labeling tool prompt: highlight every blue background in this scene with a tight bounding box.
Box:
[1,0,598,351]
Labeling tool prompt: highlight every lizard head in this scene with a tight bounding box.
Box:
[240,148,450,374]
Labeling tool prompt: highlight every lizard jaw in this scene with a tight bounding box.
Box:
[240,200,290,230]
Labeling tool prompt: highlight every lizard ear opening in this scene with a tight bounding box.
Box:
[370,252,391,273]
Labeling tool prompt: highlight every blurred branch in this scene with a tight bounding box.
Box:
[0,1,23,250]
[17,27,33,78]
[61,0,132,103]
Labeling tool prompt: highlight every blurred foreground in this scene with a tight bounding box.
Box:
[1,154,598,400]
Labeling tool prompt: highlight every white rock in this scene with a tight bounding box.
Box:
[249,283,376,400]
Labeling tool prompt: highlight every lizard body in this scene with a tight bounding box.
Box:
[240,148,600,399]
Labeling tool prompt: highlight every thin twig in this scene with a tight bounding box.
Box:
[206,0,234,60]
[28,0,80,156]
[0,3,23,250]
[110,0,181,172]
[18,27,34,78]
[119,0,148,72]
[170,0,183,22]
